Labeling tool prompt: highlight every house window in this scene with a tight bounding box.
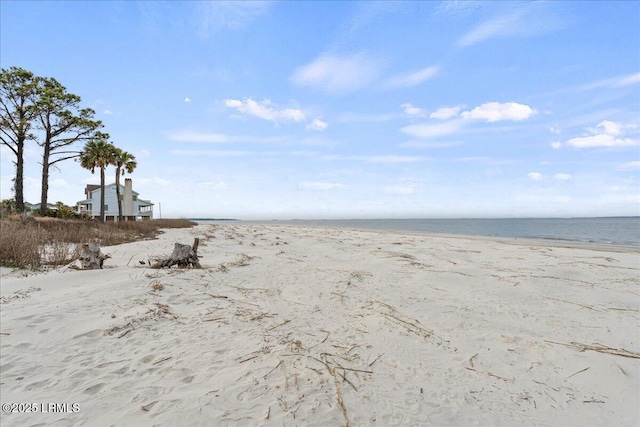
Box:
[104,205,108,211]
[133,195,137,201]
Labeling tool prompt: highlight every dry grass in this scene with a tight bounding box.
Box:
[0,217,196,269]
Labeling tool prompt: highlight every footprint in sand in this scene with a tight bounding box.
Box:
[140,354,155,363]
[73,329,104,339]
[141,401,158,412]
[111,366,130,375]
[84,382,107,395]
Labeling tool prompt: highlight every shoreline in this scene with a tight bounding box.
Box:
[1,223,639,426]
[211,221,640,254]
[199,217,640,249]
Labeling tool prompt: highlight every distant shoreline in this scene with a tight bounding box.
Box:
[190,216,639,221]
[188,218,239,221]
[192,217,640,248]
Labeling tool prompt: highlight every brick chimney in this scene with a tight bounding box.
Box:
[124,178,133,217]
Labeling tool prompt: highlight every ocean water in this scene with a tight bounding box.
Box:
[201,218,640,247]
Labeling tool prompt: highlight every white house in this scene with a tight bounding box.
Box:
[76,178,154,221]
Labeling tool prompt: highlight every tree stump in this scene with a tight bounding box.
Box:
[152,238,202,269]
[79,242,111,269]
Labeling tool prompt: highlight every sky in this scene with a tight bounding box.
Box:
[1,1,639,219]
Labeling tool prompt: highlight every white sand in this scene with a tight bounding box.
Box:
[1,223,639,426]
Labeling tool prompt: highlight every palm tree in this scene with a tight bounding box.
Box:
[113,148,137,222]
[79,138,116,222]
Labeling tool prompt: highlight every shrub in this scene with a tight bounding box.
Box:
[0,217,197,269]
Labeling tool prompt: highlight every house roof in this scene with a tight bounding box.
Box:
[87,183,140,197]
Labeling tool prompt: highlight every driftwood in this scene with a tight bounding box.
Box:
[152,238,202,269]
[79,242,111,270]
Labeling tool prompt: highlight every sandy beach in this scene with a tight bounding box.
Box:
[1,223,638,426]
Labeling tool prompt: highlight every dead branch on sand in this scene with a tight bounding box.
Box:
[545,340,640,359]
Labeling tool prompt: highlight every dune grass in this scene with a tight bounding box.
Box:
[0,216,197,269]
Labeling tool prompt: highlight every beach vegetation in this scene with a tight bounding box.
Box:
[1,199,18,217]
[0,217,196,269]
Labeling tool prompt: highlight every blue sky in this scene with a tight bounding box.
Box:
[1,1,639,219]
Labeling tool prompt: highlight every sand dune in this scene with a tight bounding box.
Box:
[1,224,638,426]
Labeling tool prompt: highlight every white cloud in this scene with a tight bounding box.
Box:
[224,98,306,123]
[401,119,466,138]
[458,2,567,47]
[528,172,543,180]
[401,101,534,141]
[618,161,640,171]
[430,106,461,120]
[400,103,426,117]
[298,181,343,191]
[551,141,562,149]
[613,72,640,87]
[138,149,151,157]
[590,120,623,136]
[306,118,328,132]
[459,10,524,47]
[461,102,536,122]
[103,109,114,115]
[184,97,191,103]
[553,173,572,180]
[567,134,637,148]
[291,53,382,93]
[565,121,638,149]
[386,66,439,88]
[578,72,640,91]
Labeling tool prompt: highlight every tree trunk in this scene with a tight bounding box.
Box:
[115,167,123,222]
[39,142,51,216]
[14,139,25,213]
[79,241,110,269]
[99,165,105,223]
[152,238,202,269]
